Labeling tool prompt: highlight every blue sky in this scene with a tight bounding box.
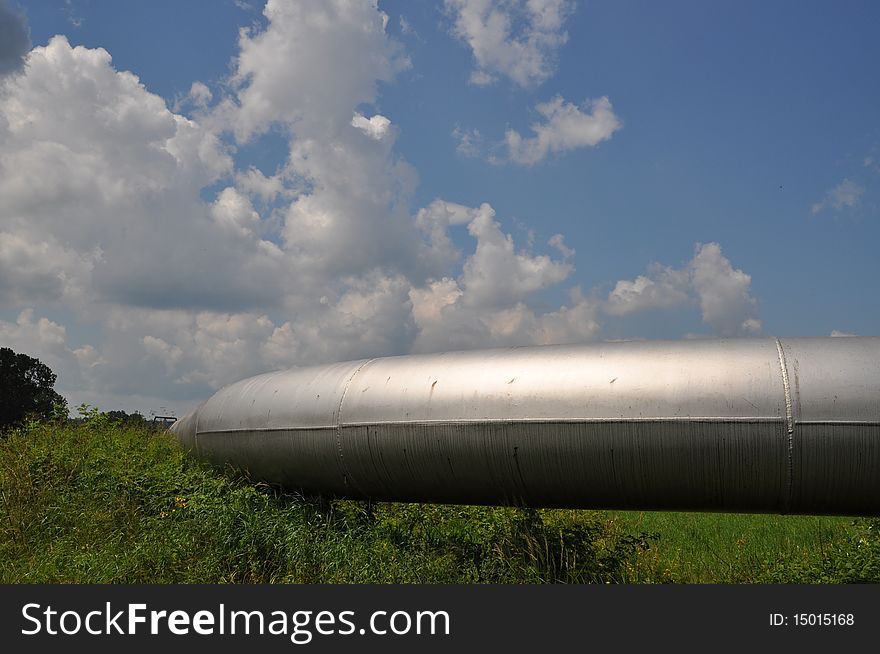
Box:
[1,0,878,416]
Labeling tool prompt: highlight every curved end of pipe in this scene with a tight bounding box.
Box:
[169,410,198,452]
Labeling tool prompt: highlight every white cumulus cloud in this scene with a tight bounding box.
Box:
[0,36,288,315]
[606,243,761,337]
[445,0,575,88]
[220,0,409,142]
[461,202,572,307]
[606,264,690,316]
[351,112,392,140]
[502,96,621,165]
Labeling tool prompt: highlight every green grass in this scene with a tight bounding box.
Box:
[2,415,879,584]
[610,510,857,583]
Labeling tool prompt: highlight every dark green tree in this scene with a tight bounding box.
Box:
[0,347,67,429]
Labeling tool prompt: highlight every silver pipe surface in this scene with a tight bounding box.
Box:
[170,337,880,515]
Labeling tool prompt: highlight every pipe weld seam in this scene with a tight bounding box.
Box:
[335,359,377,491]
[775,337,795,513]
[193,416,794,435]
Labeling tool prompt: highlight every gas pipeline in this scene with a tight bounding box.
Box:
[170,337,880,515]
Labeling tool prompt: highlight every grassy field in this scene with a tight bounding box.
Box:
[612,510,859,583]
[2,414,878,584]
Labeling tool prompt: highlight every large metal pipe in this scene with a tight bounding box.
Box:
[170,337,880,515]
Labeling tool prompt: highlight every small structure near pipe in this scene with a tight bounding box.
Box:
[170,337,880,515]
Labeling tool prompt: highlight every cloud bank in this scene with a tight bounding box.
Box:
[0,0,760,416]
